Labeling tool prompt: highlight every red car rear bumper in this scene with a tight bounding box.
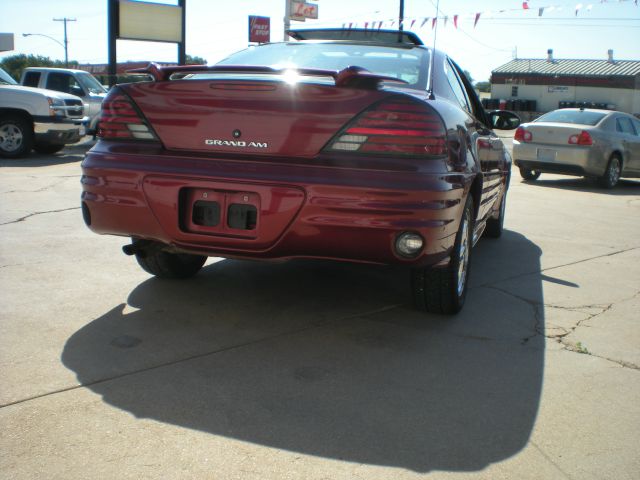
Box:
[81,142,471,267]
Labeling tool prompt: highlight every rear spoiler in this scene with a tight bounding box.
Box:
[127,63,407,88]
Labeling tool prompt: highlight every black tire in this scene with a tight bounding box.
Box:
[485,189,507,238]
[33,142,65,154]
[598,155,621,189]
[519,167,541,181]
[411,195,474,315]
[134,241,207,279]
[0,116,33,158]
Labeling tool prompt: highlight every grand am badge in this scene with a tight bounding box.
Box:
[204,139,268,148]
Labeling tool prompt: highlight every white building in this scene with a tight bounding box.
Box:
[490,50,640,116]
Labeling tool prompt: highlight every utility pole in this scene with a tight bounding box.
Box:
[178,0,186,65]
[399,0,404,31]
[284,0,291,41]
[53,17,76,67]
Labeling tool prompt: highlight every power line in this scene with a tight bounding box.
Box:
[478,17,640,21]
[476,21,640,28]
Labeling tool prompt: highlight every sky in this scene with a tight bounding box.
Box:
[1,0,639,82]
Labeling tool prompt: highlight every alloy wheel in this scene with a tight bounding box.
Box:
[0,124,23,153]
[456,210,470,297]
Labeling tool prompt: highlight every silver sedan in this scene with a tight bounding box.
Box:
[513,108,640,188]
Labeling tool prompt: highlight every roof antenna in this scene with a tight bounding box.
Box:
[398,0,405,43]
[427,0,440,100]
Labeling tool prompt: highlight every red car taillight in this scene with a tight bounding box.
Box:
[97,91,158,141]
[568,130,593,146]
[323,97,447,156]
[514,127,532,143]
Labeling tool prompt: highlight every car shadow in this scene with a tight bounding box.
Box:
[62,230,544,473]
[0,139,95,168]
[517,176,640,195]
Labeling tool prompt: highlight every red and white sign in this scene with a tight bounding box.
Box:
[248,16,270,43]
[290,1,318,21]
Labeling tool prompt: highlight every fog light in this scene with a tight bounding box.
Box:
[395,232,424,257]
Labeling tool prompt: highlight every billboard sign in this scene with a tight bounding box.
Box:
[119,0,183,43]
[0,33,14,52]
[249,16,270,43]
[290,1,319,21]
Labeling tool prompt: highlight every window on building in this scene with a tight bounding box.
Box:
[511,86,518,97]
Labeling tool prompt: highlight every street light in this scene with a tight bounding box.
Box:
[22,33,67,66]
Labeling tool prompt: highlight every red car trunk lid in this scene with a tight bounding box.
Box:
[124,79,394,157]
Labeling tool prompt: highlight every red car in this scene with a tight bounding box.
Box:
[81,29,520,314]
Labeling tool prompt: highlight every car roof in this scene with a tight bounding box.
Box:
[288,28,424,46]
[554,108,616,114]
[23,67,88,74]
[551,108,640,121]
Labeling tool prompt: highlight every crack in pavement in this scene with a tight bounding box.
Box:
[0,303,402,409]
[2,177,73,194]
[476,246,640,289]
[485,285,542,346]
[0,207,80,226]
[486,284,640,371]
[530,441,575,480]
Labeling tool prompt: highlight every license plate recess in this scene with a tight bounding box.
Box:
[183,188,260,238]
[537,148,557,162]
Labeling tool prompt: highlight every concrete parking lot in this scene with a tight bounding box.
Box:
[1,138,639,479]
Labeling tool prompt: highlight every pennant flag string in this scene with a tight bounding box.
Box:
[337,0,633,32]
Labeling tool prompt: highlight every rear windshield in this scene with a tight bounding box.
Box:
[535,110,606,126]
[216,42,430,89]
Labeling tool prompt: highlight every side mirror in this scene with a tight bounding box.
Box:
[489,110,521,130]
[71,86,86,97]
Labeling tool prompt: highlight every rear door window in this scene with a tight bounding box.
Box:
[616,117,637,135]
[443,58,471,113]
[23,71,41,87]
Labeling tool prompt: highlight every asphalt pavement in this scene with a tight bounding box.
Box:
[1,137,639,479]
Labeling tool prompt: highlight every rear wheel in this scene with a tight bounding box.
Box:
[519,167,541,181]
[411,195,474,315]
[133,240,207,279]
[0,116,33,158]
[598,155,621,189]
[33,142,65,154]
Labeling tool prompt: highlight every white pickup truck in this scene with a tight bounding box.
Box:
[20,67,106,135]
[0,67,88,158]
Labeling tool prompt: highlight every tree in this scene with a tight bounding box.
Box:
[475,81,491,93]
[0,54,78,81]
[185,54,207,65]
[463,70,474,84]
